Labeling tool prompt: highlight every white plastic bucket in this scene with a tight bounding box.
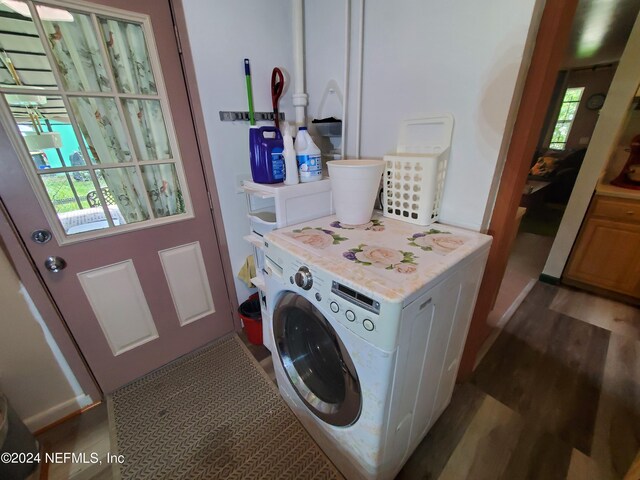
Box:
[327,159,385,225]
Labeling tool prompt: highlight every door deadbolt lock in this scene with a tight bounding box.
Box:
[31,229,52,244]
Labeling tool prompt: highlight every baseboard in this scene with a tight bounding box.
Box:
[478,276,537,369]
[25,394,93,432]
[493,278,537,329]
[474,328,501,371]
[539,273,560,285]
[562,277,640,306]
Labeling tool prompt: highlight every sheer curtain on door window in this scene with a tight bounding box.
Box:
[43,12,184,222]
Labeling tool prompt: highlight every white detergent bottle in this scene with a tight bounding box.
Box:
[295,127,322,182]
[283,123,299,185]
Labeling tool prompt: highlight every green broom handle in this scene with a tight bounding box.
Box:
[244,59,255,126]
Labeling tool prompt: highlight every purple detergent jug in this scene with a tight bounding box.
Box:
[249,126,284,184]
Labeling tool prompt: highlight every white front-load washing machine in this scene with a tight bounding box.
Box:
[261,213,491,479]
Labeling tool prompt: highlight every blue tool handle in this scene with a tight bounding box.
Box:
[244,58,251,76]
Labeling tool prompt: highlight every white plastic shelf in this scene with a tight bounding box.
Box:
[243,178,334,228]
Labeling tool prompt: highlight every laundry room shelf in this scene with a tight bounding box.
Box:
[244,234,266,272]
[248,210,278,237]
[243,179,334,229]
[250,274,266,291]
[243,234,265,249]
[242,179,335,352]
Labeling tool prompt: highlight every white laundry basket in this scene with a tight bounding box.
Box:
[383,114,454,226]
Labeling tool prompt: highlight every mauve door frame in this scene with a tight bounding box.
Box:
[169,0,241,326]
[458,0,580,379]
[0,0,242,406]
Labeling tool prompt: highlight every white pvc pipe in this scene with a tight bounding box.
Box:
[292,0,308,126]
[341,0,350,159]
[354,0,364,158]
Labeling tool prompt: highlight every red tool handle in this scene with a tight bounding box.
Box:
[271,67,284,131]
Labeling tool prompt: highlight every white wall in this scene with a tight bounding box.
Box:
[181,0,295,303]
[306,0,542,231]
[304,0,348,146]
[0,248,91,431]
[181,0,544,302]
[563,67,617,151]
[358,0,541,230]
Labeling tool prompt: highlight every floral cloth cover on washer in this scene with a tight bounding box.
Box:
[265,212,492,303]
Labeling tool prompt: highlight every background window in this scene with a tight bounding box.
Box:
[549,87,584,150]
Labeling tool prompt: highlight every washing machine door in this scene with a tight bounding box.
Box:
[274,292,361,427]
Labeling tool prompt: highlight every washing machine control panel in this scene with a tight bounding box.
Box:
[326,291,381,338]
[294,266,313,290]
[325,280,384,335]
[330,281,380,315]
[268,251,401,350]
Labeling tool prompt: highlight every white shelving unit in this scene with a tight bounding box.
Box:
[242,178,335,334]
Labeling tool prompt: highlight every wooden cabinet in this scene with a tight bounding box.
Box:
[565,194,640,298]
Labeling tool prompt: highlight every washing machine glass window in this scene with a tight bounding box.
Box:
[274,292,362,427]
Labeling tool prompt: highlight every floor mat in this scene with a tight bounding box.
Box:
[107,335,343,480]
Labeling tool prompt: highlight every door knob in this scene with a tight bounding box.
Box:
[44,256,67,273]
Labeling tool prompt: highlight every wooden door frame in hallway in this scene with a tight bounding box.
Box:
[458,0,580,379]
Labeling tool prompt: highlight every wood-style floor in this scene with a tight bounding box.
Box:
[245,281,640,479]
[33,403,113,480]
[398,282,640,480]
[35,283,639,479]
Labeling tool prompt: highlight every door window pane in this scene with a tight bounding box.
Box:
[41,170,92,212]
[0,1,57,88]
[40,171,115,234]
[140,164,185,218]
[39,7,112,92]
[4,94,89,168]
[69,96,132,164]
[122,99,171,160]
[98,18,157,95]
[96,167,149,224]
[0,2,190,241]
